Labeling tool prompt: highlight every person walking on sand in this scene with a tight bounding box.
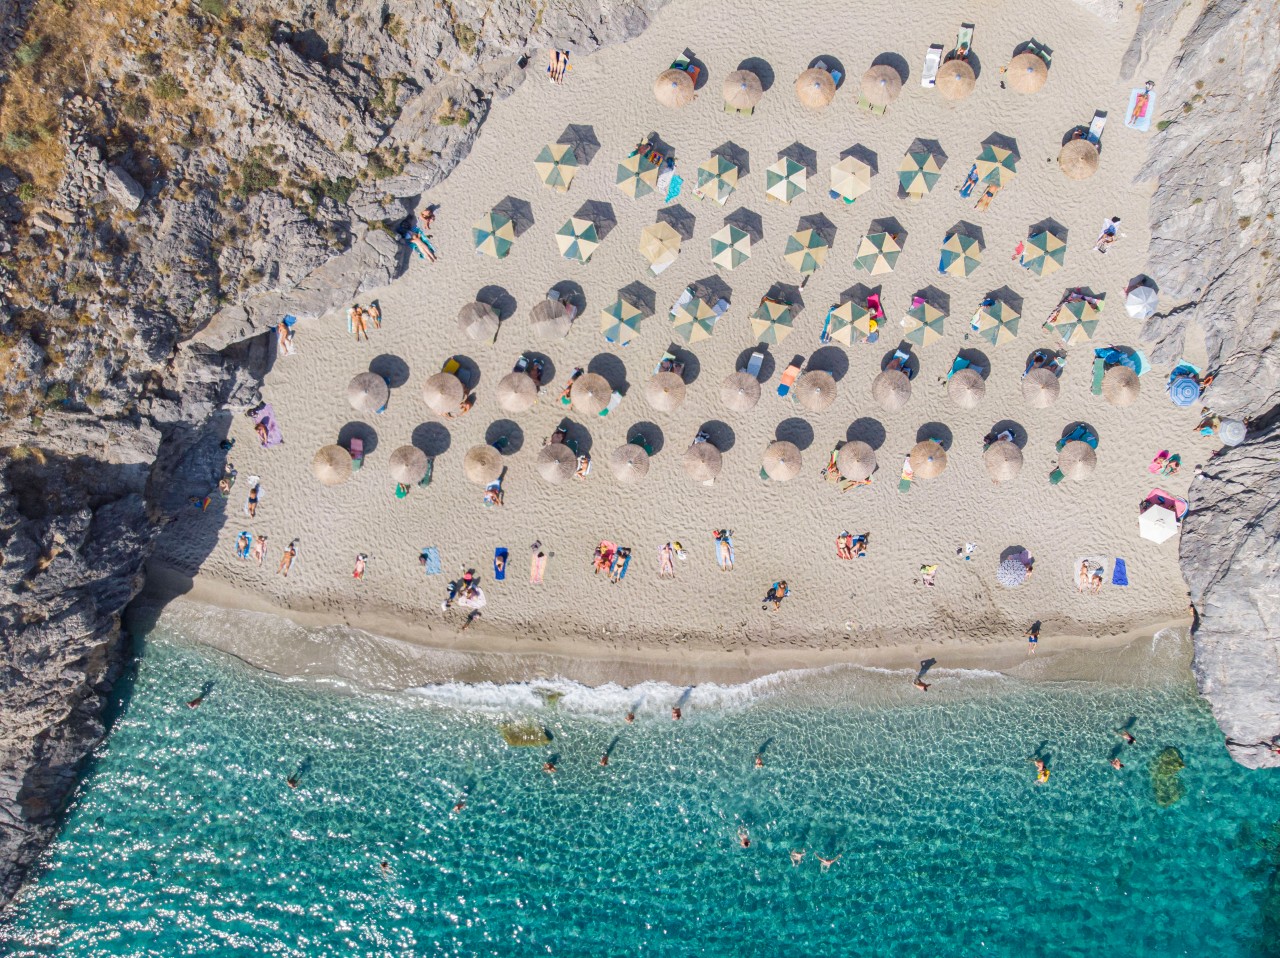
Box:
[818,854,841,872]
[277,539,298,577]
[1026,623,1040,655]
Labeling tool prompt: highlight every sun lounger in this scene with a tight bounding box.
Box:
[955,24,974,59]
[1087,111,1108,145]
[712,298,730,317]
[857,93,886,115]
[777,361,801,398]
[654,350,684,376]
[959,164,979,198]
[974,184,999,211]
[349,437,364,471]
[922,44,943,86]
[1091,357,1106,394]
[742,351,765,377]
[1125,86,1156,132]
[1048,467,1065,484]
[724,101,753,117]
[867,293,885,321]
[420,547,442,575]
[494,547,508,581]
[947,355,985,380]
[899,457,914,493]
[599,391,622,417]
[1056,425,1099,451]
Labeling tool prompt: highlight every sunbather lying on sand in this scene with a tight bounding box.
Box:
[251,534,267,565]
[277,539,298,577]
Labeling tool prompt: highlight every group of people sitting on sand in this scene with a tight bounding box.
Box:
[836,532,868,560]
[591,542,631,583]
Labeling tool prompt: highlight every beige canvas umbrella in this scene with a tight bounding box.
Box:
[723,69,763,110]
[837,441,876,481]
[947,367,986,409]
[462,444,503,484]
[530,298,572,339]
[496,370,537,413]
[1007,52,1048,94]
[1022,367,1060,408]
[861,64,902,106]
[721,370,761,411]
[872,369,912,411]
[936,59,976,100]
[457,301,499,342]
[654,68,695,108]
[762,440,802,481]
[1102,366,1140,406]
[795,67,836,109]
[645,371,686,411]
[909,440,948,479]
[794,370,837,411]
[683,441,722,482]
[1058,440,1097,480]
[422,372,464,414]
[830,155,873,203]
[639,222,682,274]
[347,372,389,415]
[609,442,651,483]
[537,442,578,483]
[570,372,612,415]
[1058,139,1099,180]
[312,444,352,486]
[388,445,429,485]
[984,440,1023,483]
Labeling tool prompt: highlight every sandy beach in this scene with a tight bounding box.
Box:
[155,0,1203,678]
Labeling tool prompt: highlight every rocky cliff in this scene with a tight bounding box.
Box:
[1123,0,1280,769]
[0,0,1277,915]
[0,0,669,908]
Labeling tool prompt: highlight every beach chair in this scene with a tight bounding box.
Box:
[654,349,684,377]
[954,24,974,60]
[1087,111,1108,145]
[974,184,1000,211]
[599,391,622,417]
[742,351,765,377]
[892,349,917,381]
[857,94,886,116]
[867,293,885,321]
[947,355,985,380]
[348,437,364,471]
[777,361,801,398]
[959,164,979,198]
[1091,357,1106,394]
[419,457,434,488]
[724,101,753,117]
[629,434,654,455]
[922,44,943,87]
[1049,467,1065,485]
[1056,424,1099,451]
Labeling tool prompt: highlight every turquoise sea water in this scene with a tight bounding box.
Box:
[2,620,1279,957]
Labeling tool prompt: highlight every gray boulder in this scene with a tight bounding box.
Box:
[104,165,144,211]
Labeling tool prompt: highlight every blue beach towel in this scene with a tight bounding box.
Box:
[665,174,684,203]
[421,547,442,575]
[494,548,508,581]
[1125,87,1156,132]
[1112,558,1129,587]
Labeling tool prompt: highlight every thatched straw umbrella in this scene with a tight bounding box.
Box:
[530,298,572,339]
[909,440,948,479]
[861,64,902,106]
[837,441,876,481]
[794,370,837,411]
[1007,52,1048,94]
[462,444,503,484]
[947,367,986,409]
[872,369,912,411]
[1102,366,1140,407]
[312,444,352,486]
[983,440,1023,483]
[388,445,429,485]
[654,68,695,108]
[762,440,802,481]
[496,371,537,413]
[457,301,499,341]
[347,372,389,415]
[609,443,650,483]
[1058,440,1097,480]
[723,69,763,110]
[682,442,722,482]
[936,59,976,100]
[537,442,578,483]
[645,371,686,411]
[422,372,464,415]
[1058,139,1099,180]
[1022,367,1060,408]
[795,67,836,109]
[721,371,761,411]
[570,372,611,415]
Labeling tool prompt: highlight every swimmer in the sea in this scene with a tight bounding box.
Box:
[600,753,609,767]
[1034,758,1050,783]
[543,761,557,775]
[790,849,806,866]
[625,712,635,724]
[754,755,764,769]
[1117,729,1136,745]
[818,854,841,872]
[738,828,750,848]
[1110,758,1124,770]
[672,706,682,721]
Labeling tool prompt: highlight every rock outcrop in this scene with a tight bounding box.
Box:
[1124,0,1280,767]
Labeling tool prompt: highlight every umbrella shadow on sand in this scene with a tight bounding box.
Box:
[775,417,814,450]
[797,212,837,247]
[411,422,451,457]
[807,345,848,381]
[711,141,750,177]
[871,51,910,84]
[575,200,617,241]
[840,143,878,174]
[981,131,1020,158]
[917,284,950,315]
[477,284,518,321]
[779,141,818,176]
[628,421,664,455]
[806,55,846,85]
[989,419,1028,447]
[948,219,985,248]
[485,420,524,455]
[735,345,775,382]
[724,207,764,243]
[737,57,774,91]
[915,422,953,450]
[493,196,535,237]
[586,353,628,395]
[370,354,410,388]
[557,124,601,165]
[846,418,886,449]
[618,280,656,316]
[697,420,736,453]
[338,422,378,457]
[656,204,696,241]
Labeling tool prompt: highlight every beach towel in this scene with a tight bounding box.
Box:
[1091,357,1106,394]
[420,547,442,575]
[456,587,486,610]
[665,174,684,203]
[614,550,631,580]
[920,564,938,587]
[1076,555,1108,591]
[1125,86,1156,132]
[243,476,261,515]
[716,533,735,571]
[494,548,508,581]
[899,457,914,493]
[236,531,251,559]
[251,404,283,448]
[530,541,547,584]
[1112,558,1129,587]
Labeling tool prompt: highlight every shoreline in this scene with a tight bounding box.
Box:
[137,560,1191,690]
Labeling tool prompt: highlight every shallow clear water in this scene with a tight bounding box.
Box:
[3,620,1279,958]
